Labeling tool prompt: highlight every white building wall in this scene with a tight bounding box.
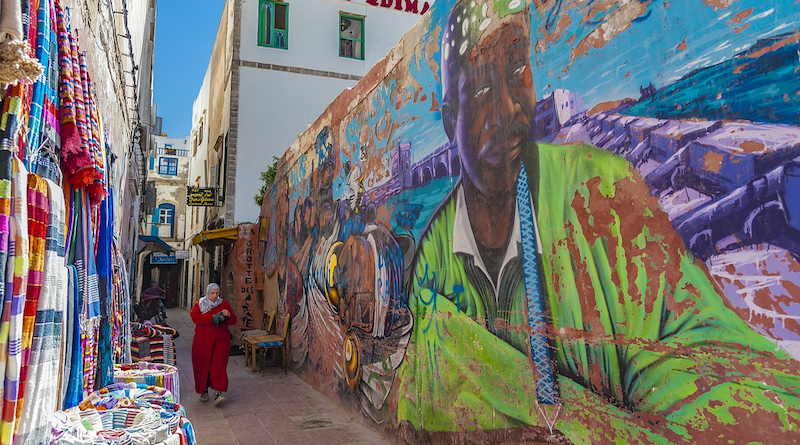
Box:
[239,0,423,76]
[147,135,190,245]
[231,0,426,223]
[233,66,355,223]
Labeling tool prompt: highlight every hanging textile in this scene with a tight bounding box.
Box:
[83,76,105,204]
[112,241,132,364]
[72,190,100,398]
[0,84,24,151]
[26,0,58,164]
[62,264,82,409]
[0,150,11,319]
[14,0,40,158]
[61,37,93,188]
[15,178,66,445]
[16,174,50,429]
[95,179,112,389]
[55,5,78,157]
[0,155,28,445]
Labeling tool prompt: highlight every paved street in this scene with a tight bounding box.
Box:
[167,308,393,445]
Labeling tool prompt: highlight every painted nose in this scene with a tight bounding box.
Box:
[487,77,518,130]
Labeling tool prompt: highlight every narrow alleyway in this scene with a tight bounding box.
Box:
[167,308,393,445]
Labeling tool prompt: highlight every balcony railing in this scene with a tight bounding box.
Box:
[157,147,189,156]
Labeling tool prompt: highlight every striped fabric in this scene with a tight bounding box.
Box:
[95,180,112,389]
[15,0,38,159]
[62,265,83,409]
[81,322,99,395]
[15,174,50,430]
[15,178,66,445]
[0,151,11,324]
[25,0,54,163]
[85,84,106,204]
[0,156,29,445]
[55,5,79,155]
[58,35,93,188]
[0,85,24,155]
[112,241,132,364]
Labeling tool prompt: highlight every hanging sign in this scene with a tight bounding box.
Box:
[187,187,217,206]
[151,252,177,265]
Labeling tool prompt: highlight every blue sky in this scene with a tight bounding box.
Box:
[153,1,224,138]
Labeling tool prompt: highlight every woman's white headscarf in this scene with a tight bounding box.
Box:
[198,283,223,314]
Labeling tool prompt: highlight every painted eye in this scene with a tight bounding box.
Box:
[344,332,360,389]
[474,86,491,98]
[513,64,527,77]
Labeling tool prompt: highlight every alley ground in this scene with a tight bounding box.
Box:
[167,308,393,445]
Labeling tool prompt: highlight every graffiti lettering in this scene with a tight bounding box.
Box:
[366,0,429,15]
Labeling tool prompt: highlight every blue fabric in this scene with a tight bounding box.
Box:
[258,341,284,347]
[95,181,113,388]
[63,265,83,409]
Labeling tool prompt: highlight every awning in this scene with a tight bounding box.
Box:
[138,235,173,253]
[192,226,238,249]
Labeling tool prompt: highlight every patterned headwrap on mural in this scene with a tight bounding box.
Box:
[314,126,335,168]
[441,0,528,102]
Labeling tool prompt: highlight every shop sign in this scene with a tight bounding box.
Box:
[187,187,217,206]
[151,252,177,265]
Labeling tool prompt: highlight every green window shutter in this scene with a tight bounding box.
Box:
[258,0,289,49]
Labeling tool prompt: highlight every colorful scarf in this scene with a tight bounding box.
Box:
[111,241,131,364]
[84,77,105,204]
[71,190,100,399]
[95,179,112,389]
[55,5,78,155]
[62,265,82,409]
[15,0,39,157]
[15,173,50,429]
[0,151,10,321]
[26,0,58,165]
[0,84,24,156]
[61,35,93,188]
[0,155,28,445]
[15,178,65,445]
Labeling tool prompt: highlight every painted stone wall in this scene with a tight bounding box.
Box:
[257,0,800,443]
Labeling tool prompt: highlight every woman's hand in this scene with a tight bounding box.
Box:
[221,309,230,317]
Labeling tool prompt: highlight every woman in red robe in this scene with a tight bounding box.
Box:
[191,283,236,406]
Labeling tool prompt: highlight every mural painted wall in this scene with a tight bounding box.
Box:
[257,0,800,443]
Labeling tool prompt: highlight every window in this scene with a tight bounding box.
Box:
[158,157,178,176]
[259,0,288,49]
[155,203,176,238]
[339,14,364,60]
[159,207,173,225]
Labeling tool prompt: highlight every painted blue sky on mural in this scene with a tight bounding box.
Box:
[530,0,799,107]
[376,0,800,167]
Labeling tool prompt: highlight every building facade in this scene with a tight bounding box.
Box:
[137,135,190,308]
[183,0,426,308]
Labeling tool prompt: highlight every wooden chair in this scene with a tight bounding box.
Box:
[242,310,276,371]
[256,314,290,374]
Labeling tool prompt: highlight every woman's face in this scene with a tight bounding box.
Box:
[208,288,220,301]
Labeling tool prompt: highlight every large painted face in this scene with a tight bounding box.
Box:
[447,15,535,198]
